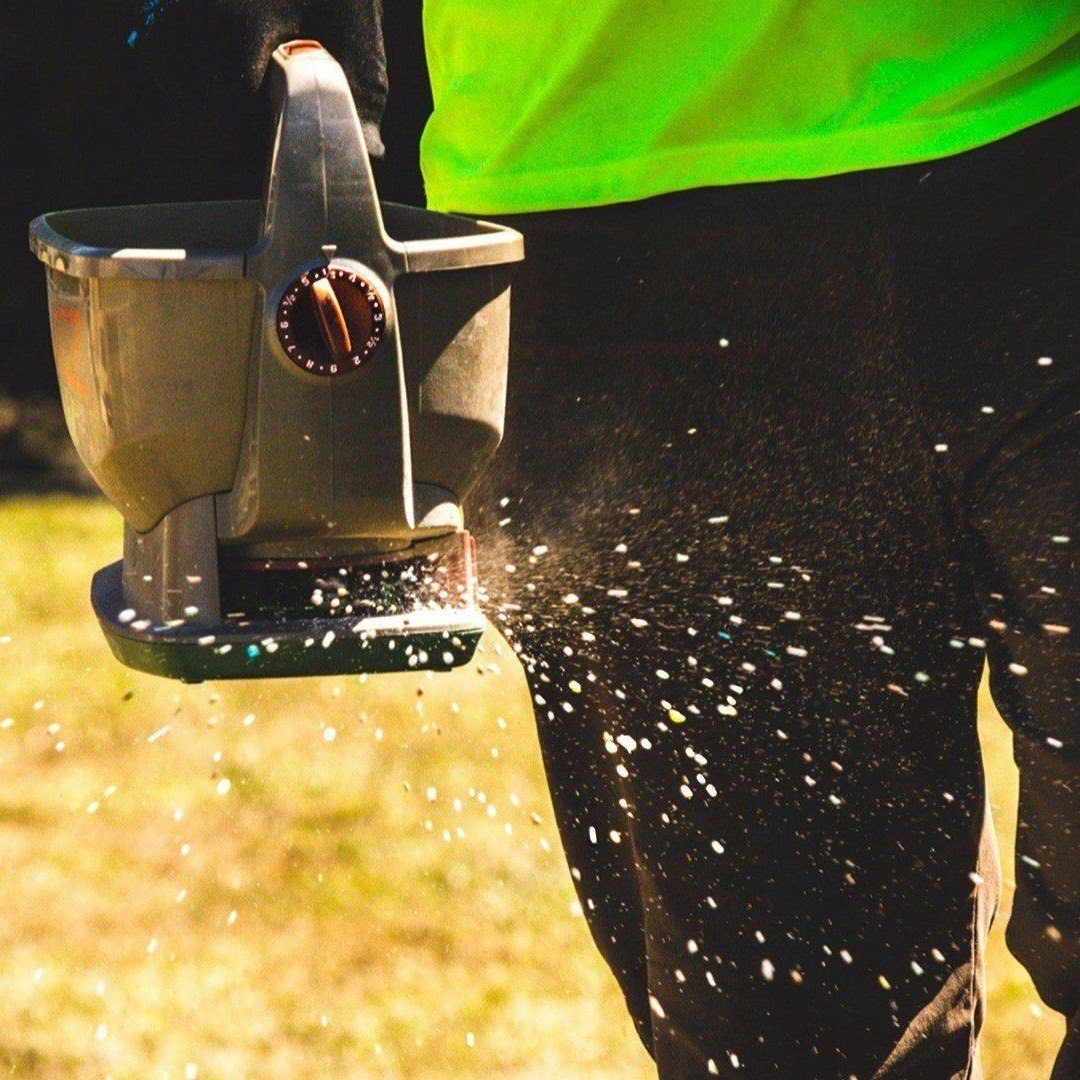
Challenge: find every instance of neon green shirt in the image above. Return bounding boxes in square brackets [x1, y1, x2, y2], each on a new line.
[419, 2, 1080, 213]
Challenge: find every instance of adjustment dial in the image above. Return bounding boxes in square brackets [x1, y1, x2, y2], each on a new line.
[277, 265, 386, 376]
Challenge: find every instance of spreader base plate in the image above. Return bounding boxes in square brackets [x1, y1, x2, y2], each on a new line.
[91, 560, 483, 683]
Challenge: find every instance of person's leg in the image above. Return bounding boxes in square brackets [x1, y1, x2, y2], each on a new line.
[471, 175, 997, 1076]
[896, 108, 1079, 1078]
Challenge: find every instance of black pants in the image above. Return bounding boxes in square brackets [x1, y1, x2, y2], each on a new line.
[469, 109, 1078, 1078]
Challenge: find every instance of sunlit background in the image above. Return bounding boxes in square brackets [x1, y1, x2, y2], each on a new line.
[0, 496, 1064, 1078]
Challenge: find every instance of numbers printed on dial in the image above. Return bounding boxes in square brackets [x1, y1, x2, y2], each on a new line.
[277, 265, 385, 377]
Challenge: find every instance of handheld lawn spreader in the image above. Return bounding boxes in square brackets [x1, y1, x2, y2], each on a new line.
[29, 41, 523, 682]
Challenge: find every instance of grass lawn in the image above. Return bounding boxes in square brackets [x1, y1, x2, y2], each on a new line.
[0, 496, 1064, 1078]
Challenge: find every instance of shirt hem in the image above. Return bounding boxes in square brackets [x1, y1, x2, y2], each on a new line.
[422, 92, 1080, 214]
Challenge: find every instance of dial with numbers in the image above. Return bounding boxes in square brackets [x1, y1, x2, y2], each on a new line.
[276, 265, 386, 377]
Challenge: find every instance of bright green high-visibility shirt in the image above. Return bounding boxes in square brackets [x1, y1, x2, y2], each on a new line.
[419, 2, 1080, 213]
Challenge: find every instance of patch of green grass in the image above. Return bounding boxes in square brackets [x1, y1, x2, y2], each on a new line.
[0, 495, 1064, 1078]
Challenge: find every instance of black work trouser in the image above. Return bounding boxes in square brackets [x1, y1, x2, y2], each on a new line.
[469, 109, 1078, 1078]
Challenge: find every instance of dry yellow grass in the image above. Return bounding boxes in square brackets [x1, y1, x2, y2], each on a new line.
[0, 496, 1064, 1078]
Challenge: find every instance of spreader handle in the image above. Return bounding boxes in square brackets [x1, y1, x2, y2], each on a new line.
[258, 40, 400, 278]
[223, 39, 415, 544]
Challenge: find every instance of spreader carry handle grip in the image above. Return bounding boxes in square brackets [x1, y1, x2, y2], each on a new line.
[259, 40, 397, 276]
[228, 39, 415, 542]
